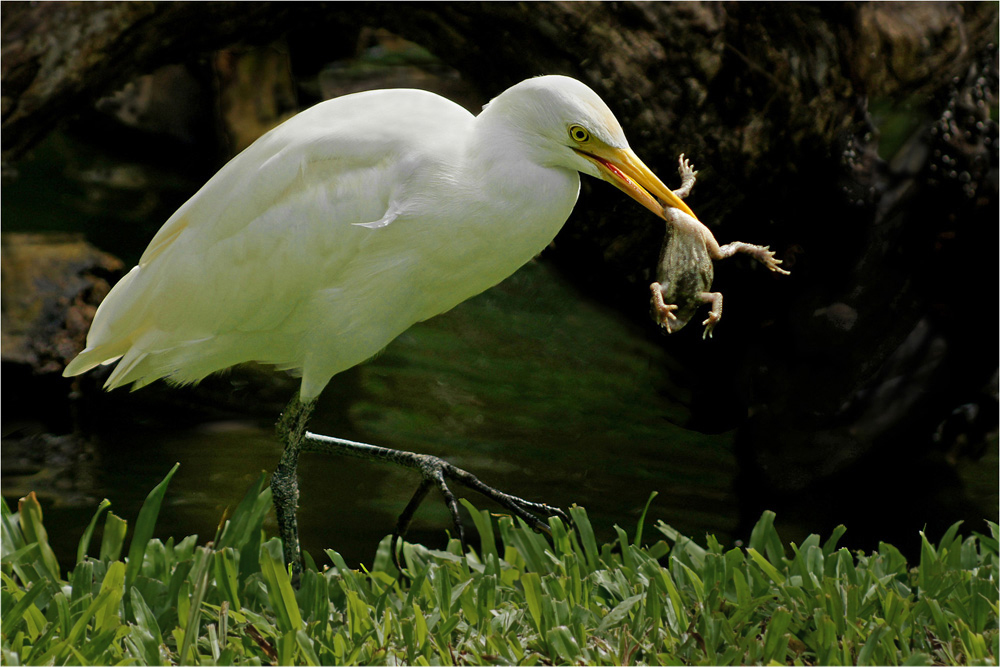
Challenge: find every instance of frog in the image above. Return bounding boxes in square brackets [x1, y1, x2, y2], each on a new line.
[650, 155, 790, 339]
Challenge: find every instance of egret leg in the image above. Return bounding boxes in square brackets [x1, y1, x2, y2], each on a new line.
[269, 398, 567, 575]
[270, 395, 317, 577]
[298, 431, 569, 564]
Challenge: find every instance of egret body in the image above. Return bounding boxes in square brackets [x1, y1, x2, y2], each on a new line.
[64, 75, 694, 572]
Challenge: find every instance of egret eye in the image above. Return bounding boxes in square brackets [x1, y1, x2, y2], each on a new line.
[569, 124, 590, 143]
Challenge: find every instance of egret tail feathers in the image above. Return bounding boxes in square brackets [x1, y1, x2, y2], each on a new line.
[103, 348, 151, 390]
[62, 345, 127, 378]
[63, 337, 173, 391]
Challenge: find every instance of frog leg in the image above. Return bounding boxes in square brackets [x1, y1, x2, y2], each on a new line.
[649, 282, 679, 331]
[699, 291, 723, 339]
[673, 154, 698, 199]
[711, 241, 790, 275]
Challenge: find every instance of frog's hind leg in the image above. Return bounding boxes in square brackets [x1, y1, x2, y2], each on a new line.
[699, 291, 723, 339]
[673, 154, 698, 199]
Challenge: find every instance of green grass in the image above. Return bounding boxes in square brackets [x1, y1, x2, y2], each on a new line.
[2, 466, 998, 665]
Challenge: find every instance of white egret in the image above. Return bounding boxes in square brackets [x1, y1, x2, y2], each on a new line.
[63, 75, 696, 574]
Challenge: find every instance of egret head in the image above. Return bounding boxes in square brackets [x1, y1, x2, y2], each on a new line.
[482, 75, 695, 219]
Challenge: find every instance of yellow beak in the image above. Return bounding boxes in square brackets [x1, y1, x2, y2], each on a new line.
[576, 146, 696, 220]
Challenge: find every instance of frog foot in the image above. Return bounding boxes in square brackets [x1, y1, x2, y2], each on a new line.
[649, 283, 678, 329]
[701, 311, 721, 339]
[678, 154, 698, 180]
[674, 155, 698, 198]
[755, 246, 791, 275]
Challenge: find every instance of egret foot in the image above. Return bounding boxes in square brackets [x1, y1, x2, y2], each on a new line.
[299, 431, 569, 571]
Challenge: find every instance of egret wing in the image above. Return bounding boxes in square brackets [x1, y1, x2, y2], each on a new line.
[65, 89, 474, 389]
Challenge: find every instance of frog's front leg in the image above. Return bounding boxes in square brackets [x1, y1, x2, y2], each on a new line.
[649, 282, 679, 330]
[714, 241, 791, 275]
[672, 154, 698, 199]
[699, 291, 723, 339]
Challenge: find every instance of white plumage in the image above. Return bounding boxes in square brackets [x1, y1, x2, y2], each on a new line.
[64, 75, 686, 400]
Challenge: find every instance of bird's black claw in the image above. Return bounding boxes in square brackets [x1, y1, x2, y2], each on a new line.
[388, 452, 567, 577]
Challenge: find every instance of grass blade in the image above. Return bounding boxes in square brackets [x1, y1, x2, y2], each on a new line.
[99, 512, 127, 562]
[1, 578, 50, 637]
[178, 547, 213, 664]
[748, 511, 785, 564]
[460, 499, 499, 565]
[521, 572, 544, 633]
[634, 491, 658, 547]
[569, 505, 600, 572]
[76, 499, 111, 564]
[215, 471, 271, 552]
[260, 537, 303, 633]
[747, 547, 786, 585]
[762, 607, 793, 663]
[213, 548, 241, 610]
[93, 561, 126, 632]
[822, 524, 848, 555]
[17, 492, 61, 581]
[125, 462, 180, 589]
[129, 585, 164, 647]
